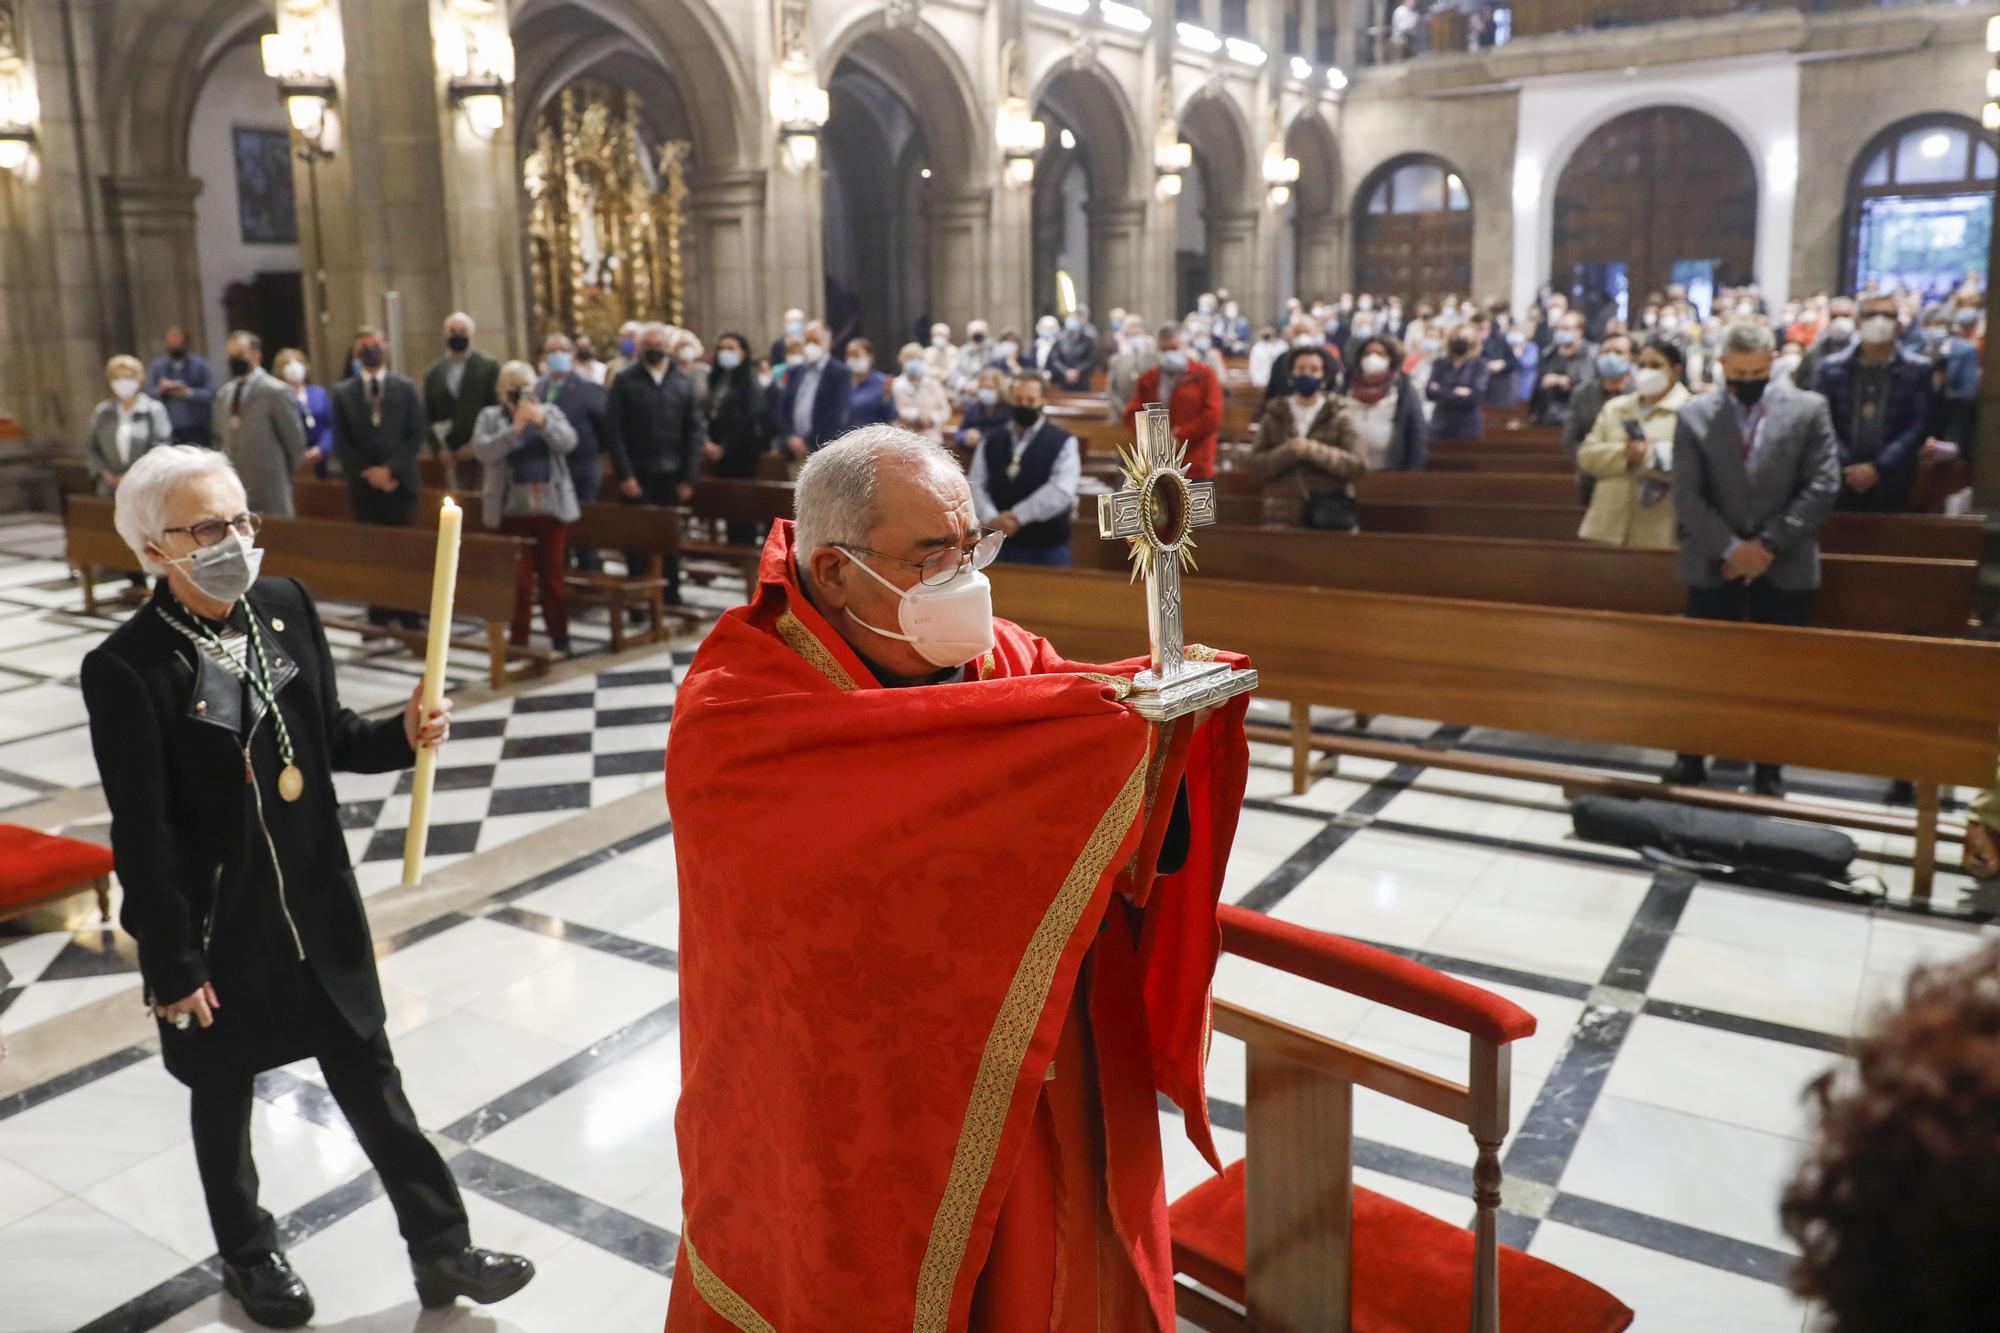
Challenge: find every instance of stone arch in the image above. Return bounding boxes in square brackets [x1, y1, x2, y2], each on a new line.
[1175, 85, 1259, 315]
[819, 9, 987, 191]
[1351, 153, 1473, 304]
[1283, 108, 1340, 302]
[1841, 112, 1995, 297]
[512, 0, 754, 171]
[1030, 58, 1149, 319]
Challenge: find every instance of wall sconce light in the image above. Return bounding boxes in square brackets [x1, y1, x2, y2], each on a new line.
[262, 8, 343, 155]
[1263, 150, 1299, 207]
[1154, 136, 1190, 201]
[0, 65, 38, 177]
[997, 98, 1046, 187]
[438, 0, 514, 140]
[1325, 66, 1349, 92]
[771, 64, 830, 173]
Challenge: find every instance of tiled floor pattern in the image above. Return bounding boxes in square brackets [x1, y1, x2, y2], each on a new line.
[1, 512, 1994, 1330]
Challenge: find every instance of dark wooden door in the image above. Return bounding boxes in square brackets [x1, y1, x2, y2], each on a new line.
[1551, 107, 1757, 304]
[1354, 209, 1473, 305]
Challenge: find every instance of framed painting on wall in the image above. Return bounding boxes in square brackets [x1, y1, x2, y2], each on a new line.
[233, 126, 299, 245]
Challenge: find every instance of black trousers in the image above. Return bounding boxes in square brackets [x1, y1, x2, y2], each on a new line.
[190, 1026, 469, 1267]
[351, 486, 423, 629]
[1680, 581, 1814, 773]
[624, 471, 682, 600]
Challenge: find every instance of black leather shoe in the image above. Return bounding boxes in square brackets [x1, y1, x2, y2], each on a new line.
[1752, 765, 1787, 799]
[221, 1252, 314, 1329]
[1662, 756, 1707, 787]
[413, 1246, 536, 1309]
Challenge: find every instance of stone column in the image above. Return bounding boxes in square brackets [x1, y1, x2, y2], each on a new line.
[986, 176, 1032, 336]
[1207, 208, 1261, 315]
[1088, 199, 1147, 316]
[686, 168, 767, 339]
[931, 189, 993, 332]
[762, 153, 822, 334]
[1297, 213, 1340, 301]
[100, 177, 204, 362]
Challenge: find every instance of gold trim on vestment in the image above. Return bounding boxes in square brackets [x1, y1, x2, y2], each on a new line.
[911, 740, 1153, 1331]
[978, 650, 997, 680]
[776, 608, 858, 691]
[1076, 672, 1134, 701]
[683, 1231, 776, 1333]
[1182, 643, 1219, 663]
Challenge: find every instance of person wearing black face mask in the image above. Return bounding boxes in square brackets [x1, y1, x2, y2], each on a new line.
[421, 311, 499, 481]
[967, 370, 1079, 566]
[1426, 328, 1492, 441]
[1666, 320, 1841, 796]
[146, 324, 218, 447]
[211, 330, 306, 518]
[333, 327, 428, 629]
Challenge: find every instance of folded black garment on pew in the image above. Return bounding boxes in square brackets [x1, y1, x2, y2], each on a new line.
[1571, 795, 1871, 898]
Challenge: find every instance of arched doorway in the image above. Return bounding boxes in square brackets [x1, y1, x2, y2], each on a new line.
[1846, 115, 1996, 300]
[821, 24, 981, 352]
[1352, 155, 1471, 305]
[1177, 92, 1252, 317]
[1551, 106, 1756, 324]
[1031, 65, 1141, 321]
[1283, 111, 1339, 307]
[513, 0, 750, 343]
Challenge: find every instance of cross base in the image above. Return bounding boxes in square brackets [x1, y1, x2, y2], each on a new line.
[1123, 659, 1261, 722]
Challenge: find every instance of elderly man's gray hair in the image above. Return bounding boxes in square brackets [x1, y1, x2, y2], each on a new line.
[496, 359, 538, 394]
[794, 425, 962, 561]
[113, 445, 247, 575]
[1721, 321, 1775, 356]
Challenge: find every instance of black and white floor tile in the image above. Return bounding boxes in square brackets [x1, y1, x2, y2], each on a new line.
[2, 511, 1995, 1331]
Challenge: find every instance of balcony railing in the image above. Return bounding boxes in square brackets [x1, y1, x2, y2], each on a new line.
[1360, 0, 1942, 67]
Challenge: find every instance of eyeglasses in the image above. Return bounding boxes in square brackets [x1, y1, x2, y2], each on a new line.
[161, 512, 261, 548]
[839, 528, 1007, 587]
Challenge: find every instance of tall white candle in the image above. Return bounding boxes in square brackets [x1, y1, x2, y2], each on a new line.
[401, 496, 463, 886]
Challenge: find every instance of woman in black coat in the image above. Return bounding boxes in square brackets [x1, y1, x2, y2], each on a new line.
[703, 331, 771, 545]
[81, 445, 533, 1329]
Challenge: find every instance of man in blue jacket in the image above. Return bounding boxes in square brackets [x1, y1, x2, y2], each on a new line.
[146, 326, 217, 447]
[771, 325, 849, 461]
[1816, 293, 1934, 513]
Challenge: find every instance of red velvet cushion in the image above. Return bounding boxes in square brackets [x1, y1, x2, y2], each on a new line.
[1218, 905, 1537, 1045]
[1172, 1160, 1634, 1333]
[0, 825, 113, 908]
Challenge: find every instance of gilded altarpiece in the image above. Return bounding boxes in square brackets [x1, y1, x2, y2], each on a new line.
[523, 83, 690, 348]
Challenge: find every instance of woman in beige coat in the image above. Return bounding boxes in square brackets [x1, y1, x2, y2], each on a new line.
[1246, 346, 1368, 528]
[1577, 335, 1688, 549]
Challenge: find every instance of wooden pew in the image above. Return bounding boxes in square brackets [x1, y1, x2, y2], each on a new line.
[1064, 520, 1975, 639]
[1357, 500, 1983, 561]
[682, 478, 795, 596]
[1427, 455, 1576, 475]
[989, 566, 2000, 900]
[64, 495, 536, 689]
[1361, 474, 1582, 507]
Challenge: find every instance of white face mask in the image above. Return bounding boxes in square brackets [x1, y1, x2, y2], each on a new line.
[995, 340, 1019, 361]
[1360, 354, 1390, 377]
[801, 342, 827, 366]
[166, 530, 263, 605]
[1827, 316, 1856, 341]
[932, 330, 951, 347]
[1859, 315, 1897, 346]
[903, 360, 925, 380]
[111, 377, 141, 400]
[1634, 366, 1671, 399]
[281, 363, 307, 386]
[840, 551, 995, 669]
[848, 357, 872, 376]
[1037, 322, 1058, 340]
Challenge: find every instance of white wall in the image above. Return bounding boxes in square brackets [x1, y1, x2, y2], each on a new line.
[1511, 54, 1800, 318]
[186, 41, 302, 363]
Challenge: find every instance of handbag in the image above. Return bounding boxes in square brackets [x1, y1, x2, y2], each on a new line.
[1301, 487, 1359, 531]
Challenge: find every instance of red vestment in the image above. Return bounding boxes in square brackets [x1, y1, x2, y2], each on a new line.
[663, 522, 1249, 1333]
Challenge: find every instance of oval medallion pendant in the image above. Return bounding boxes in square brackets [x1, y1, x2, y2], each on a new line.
[278, 764, 304, 802]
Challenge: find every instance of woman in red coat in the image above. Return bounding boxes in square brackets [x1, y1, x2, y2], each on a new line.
[1122, 326, 1223, 479]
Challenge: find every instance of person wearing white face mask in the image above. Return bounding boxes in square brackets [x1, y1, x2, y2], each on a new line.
[1104, 318, 1157, 419]
[81, 446, 541, 1330]
[1124, 326, 1223, 478]
[1576, 335, 1687, 549]
[1344, 334, 1429, 472]
[771, 325, 849, 461]
[1796, 297, 1856, 393]
[86, 353, 175, 499]
[923, 321, 956, 379]
[951, 319, 993, 396]
[892, 341, 951, 445]
[1050, 309, 1100, 391]
[1247, 324, 1288, 389]
[842, 338, 898, 429]
[272, 348, 334, 479]
[1029, 315, 1062, 374]
[1816, 294, 1933, 513]
[662, 425, 1252, 1331]
[988, 328, 1027, 376]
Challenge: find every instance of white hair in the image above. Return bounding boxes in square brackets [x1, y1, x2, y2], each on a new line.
[445, 311, 476, 335]
[793, 425, 963, 564]
[113, 445, 246, 575]
[1722, 321, 1776, 356]
[497, 359, 537, 394]
[640, 321, 671, 343]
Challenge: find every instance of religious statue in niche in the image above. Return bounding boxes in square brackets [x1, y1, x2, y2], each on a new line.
[522, 81, 689, 352]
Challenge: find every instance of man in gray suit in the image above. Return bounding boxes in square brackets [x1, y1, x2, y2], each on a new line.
[212, 330, 308, 517]
[1667, 320, 1841, 796]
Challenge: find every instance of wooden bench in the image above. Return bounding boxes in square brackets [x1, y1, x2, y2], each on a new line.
[1361, 473, 1583, 507]
[64, 494, 539, 689]
[1357, 500, 1984, 561]
[989, 565, 2000, 900]
[1064, 520, 1977, 639]
[683, 478, 796, 597]
[1426, 455, 1576, 475]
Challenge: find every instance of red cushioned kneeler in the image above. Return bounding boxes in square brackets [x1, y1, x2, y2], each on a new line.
[1172, 1160, 1634, 1333]
[0, 825, 114, 921]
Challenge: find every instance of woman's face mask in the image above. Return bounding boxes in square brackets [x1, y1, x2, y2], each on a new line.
[166, 529, 263, 605]
[716, 349, 742, 371]
[839, 550, 995, 669]
[110, 376, 141, 400]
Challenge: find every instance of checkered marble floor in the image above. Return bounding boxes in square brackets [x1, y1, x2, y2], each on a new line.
[2, 512, 1996, 1331]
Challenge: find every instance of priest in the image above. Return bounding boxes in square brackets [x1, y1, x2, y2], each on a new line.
[663, 425, 1251, 1332]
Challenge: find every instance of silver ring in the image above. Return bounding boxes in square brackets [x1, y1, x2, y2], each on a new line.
[172, 1014, 192, 1031]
